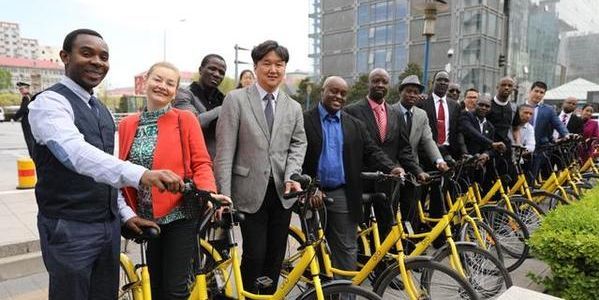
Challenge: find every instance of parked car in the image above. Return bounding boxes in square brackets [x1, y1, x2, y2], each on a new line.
[0, 107, 4, 122]
[3, 105, 20, 121]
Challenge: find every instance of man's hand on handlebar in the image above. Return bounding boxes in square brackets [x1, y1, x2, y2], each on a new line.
[436, 161, 449, 172]
[308, 190, 325, 209]
[477, 153, 490, 168]
[491, 142, 506, 153]
[125, 216, 160, 235]
[416, 172, 430, 183]
[285, 180, 302, 194]
[390, 166, 406, 178]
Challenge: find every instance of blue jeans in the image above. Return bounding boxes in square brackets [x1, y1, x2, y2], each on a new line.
[37, 214, 120, 300]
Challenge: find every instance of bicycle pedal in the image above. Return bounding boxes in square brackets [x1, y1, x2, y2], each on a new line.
[254, 276, 273, 290]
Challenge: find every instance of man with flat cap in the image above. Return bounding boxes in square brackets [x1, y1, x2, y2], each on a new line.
[14, 81, 34, 156]
[392, 75, 448, 228]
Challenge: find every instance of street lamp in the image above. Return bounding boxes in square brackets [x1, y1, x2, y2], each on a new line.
[234, 44, 251, 84]
[413, 0, 449, 92]
[163, 19, 186, 61]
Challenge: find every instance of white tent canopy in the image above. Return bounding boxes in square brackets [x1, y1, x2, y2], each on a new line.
[544, 78, 599, 101]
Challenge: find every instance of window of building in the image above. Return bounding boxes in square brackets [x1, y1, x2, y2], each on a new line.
[395, 0, 408, 18]
[374, 49, 387, 68]
[395, 22, 407, 44]
[358, 4, 369, 26]
[374, 25, 388, 46]
[462, 37, 481, 65]
[394, 46, 407, 71]
[463, 9, 482, 35]
[372, 2, 389, 22]
[357, 49, 369, 74]
[358, 28, 368, 48]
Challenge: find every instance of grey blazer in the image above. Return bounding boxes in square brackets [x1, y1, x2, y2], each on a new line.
[214, 85, 307, 213]
[392, 103, 442, 166]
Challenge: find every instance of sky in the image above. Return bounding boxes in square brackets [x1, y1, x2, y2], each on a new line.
[1, 0, 312, 88]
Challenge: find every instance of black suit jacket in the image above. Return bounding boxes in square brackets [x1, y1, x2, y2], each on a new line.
[303, 107, 395, 222]
[344, 98, 422, 176]
[460, 111, 496, 156]
[565, 113, 584, 135]
[417, 94, 467, 159]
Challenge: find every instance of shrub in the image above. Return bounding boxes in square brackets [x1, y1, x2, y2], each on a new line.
[528, 187, 599, 299]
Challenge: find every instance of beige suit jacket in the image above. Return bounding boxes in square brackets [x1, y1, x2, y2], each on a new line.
[214, 85, 307, 213]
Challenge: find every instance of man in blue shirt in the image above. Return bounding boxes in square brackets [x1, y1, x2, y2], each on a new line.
[302, 76, 403, 276]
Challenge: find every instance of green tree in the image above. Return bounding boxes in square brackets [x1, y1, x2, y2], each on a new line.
[0, 69, 12, 90]
[0, 92, 20, 106]
[293, 78, 322, 110]
[347, 74, 369, 104]
[397, 63, 423, 82]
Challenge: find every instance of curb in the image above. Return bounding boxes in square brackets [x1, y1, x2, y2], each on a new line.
[0, 240, 40, 259]
[0, 251, 44, 282]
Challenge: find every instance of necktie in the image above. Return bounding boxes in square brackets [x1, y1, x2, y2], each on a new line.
[405, 110, 412, 135]
[437, 99, 446, 144]
[89, 95, 100, 119]
[263, 93, 274, 133]
[374, 105, 386, 142]
[562, 114, 568, 126]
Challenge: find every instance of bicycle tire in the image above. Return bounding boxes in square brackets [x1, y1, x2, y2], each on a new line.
[433, 243, 512, 299]
[118, 258, 136, 300]
[459, 219, 504, 265]
[529, 190, 570, 212]
[478, 206, 529, 272]
[299, 283, 383, 300]
[373, 257, 479, 299]
[500, 197, 545, 235]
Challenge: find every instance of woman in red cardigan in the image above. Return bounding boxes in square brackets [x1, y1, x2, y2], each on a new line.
[118, 62, 230, 299]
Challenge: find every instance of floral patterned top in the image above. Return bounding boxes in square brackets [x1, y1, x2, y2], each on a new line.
[128, 105, 187, 224]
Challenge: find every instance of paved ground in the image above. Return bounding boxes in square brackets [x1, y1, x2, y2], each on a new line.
[0, 121, 558, 299]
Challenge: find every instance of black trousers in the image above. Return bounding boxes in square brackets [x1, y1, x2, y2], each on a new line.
[37, 214, 120, 300]
[240, 180, 292, 294]
[147, 218, 198, 300]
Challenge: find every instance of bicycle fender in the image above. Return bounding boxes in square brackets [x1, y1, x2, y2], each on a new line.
[294, 280, 354, 300]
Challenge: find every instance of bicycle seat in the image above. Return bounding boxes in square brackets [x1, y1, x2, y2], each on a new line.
[361, 192, 387, 205]
[121, 226, 160, 243]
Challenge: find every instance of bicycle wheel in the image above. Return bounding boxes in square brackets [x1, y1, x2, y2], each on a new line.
[433, 243, 511, 299]
[479, 206, 529, 272]
[299, 283, 383, 300]
[459, 219, 504, 265]
[118, 258, 135, 300]
[373, 257, 479, 299]
[500, 197, 545, 235]
[529, 190, 569, 212]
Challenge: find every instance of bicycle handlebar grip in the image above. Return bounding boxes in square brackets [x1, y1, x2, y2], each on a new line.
[290, 173, 312, 188]
[141, 227, 160, 239]
[283, 190, 303, 200]
[360, 171, 383, 180]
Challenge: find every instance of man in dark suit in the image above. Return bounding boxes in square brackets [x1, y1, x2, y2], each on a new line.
[303, 76, 403, 277]
[461, 96, 506, 187]
[392, 75, 448, 228]
[528, 81, 569, 179]
[417, 71, 466, 237]
[344, 68, 426, 239]
[13, 81, 34, 156]
[557, 97, 583, 135]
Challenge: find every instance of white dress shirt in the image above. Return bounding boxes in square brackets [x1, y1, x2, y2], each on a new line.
[28, 76, 146, 222]
[433, 93, 450, 146]
[256, 82, 279, 112]
[553, 111, 571, 140]
[510, 123, 536, 153]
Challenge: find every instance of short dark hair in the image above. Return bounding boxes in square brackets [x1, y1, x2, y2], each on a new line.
[251, 40, 289, 64]
[519, 103, 534, 110]
[582, 103, 593, 110]
[530, 81, 548, 91]
[465, 87, 479, 94]
[62, 29, 103, 52]
[199, 54, 225, 69]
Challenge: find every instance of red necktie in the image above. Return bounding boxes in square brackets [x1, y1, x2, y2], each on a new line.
[375, 105, 387, 142]
[437, 99, 446, 144]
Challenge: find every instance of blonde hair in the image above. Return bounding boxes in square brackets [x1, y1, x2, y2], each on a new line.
[146, 61, 181, 88]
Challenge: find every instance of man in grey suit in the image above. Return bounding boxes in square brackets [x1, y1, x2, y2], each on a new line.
[392, 75, 449, 227]
[214, 40, 306, 294]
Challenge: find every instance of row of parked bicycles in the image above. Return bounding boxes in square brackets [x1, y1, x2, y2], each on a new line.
[117, 136, 599, 299]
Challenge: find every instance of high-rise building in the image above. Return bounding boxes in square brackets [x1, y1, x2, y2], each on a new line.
[0, 21, 41, 60]
[310, 0, 571, 95]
